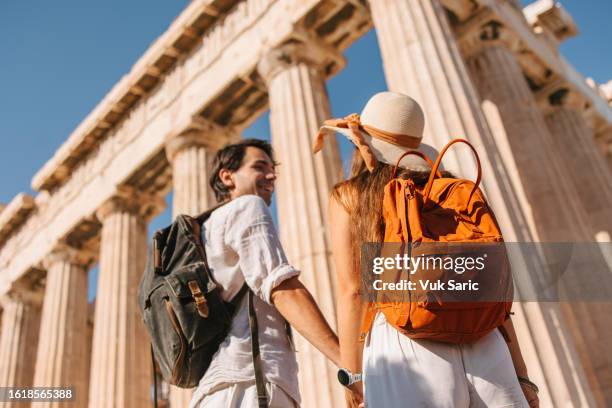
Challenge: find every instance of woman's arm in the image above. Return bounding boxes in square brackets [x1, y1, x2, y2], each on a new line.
[501, 317, 527, 377]
[501, 317, 539, 407]
[329, 196, 365, 404]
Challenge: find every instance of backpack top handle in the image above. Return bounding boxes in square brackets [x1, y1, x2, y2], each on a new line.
[392, 150, 442, 179]
[422, 138, 482, 209]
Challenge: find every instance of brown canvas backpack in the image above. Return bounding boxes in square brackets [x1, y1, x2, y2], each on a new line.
[362, 139, 513, 343]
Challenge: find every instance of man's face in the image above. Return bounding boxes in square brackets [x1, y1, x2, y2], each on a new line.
[224, 146, 276, 205]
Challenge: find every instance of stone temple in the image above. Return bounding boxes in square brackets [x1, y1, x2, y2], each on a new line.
[1, 0, 612, 406]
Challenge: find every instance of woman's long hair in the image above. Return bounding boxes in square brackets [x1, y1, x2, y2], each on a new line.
[331, 149, 452, 275]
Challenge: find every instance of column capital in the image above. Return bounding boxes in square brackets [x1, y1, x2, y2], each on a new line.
[165, 117, 237, 163]
[96, 185, 166, 223]
[523, 0, 578, 45]
[257, 36, 345, 85]
[42, 243, 95, 270]
[458, 14, 521, 58]
[0, 281, 44, 308]
[535, 78, 589, 114]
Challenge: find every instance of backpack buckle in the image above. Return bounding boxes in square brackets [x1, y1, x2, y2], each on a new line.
[405, 180, 416, 199]
[187, 280, 209, 318]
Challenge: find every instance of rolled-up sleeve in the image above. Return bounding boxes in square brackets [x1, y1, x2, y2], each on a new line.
[225, 195, 300, 304]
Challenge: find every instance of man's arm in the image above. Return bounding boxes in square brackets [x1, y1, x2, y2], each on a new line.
[271, 276, 341, 368]
[226, 196, 340, 366]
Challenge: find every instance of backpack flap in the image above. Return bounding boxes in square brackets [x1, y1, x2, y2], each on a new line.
[163, 264, 231, 348]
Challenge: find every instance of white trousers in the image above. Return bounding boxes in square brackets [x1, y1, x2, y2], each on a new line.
[363, 313, 528, 408]
[192, 381, 298, 408]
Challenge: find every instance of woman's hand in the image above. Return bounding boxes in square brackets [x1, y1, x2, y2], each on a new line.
[344, 383, 364, 408]
[520, 383, 539, 408]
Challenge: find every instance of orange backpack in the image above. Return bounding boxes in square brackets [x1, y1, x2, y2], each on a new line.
[361, 139, 513, 344]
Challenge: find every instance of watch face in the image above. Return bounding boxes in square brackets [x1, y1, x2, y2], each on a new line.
[338, 369, 350, 386]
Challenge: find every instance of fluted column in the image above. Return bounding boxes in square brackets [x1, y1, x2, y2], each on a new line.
[31, 245, 93, 408]
[166, 119, 238, 218]
[258, 40, 344, 407]
[459, 18, 612, 405]
[596, 125, 612, 172]
[165, 122, 235, 406]
[369, 1, 597, 405]
[539, 87, 612, 238]
[461, 26, 589, 243]
[0, 288, 42, 408]
[88, 187, 165, 408]
[542, 102, 612, 403]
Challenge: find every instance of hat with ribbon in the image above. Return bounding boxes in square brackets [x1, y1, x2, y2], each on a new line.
[313, 91, 438, 172]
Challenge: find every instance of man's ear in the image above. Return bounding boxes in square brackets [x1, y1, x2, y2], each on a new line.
[219, 168, 234, 189]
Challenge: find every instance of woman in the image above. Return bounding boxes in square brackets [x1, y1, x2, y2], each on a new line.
[314, 92, 539, 408]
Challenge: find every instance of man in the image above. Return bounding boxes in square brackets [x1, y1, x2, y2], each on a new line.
[189, 138, 340, 407]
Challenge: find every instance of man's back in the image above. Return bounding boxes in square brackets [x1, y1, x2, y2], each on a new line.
[189, 195, 300, 406]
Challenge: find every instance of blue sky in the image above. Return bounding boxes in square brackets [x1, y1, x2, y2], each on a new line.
[0, 1, 610, 300]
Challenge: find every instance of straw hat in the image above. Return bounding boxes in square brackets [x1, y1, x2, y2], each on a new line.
[313, 92, 439, 171]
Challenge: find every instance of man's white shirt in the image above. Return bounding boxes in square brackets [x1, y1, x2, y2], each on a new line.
[189, 195, 301, 406]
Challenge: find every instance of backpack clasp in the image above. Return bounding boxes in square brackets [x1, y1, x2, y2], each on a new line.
[187, 280, 209, 318]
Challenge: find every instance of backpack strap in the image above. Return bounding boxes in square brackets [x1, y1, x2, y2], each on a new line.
[230, 284, 249, 308]
[422, 139, 482, 208]
[392, 150, 441, 179]
[150, 344, 158, 408]
[196, 203, 268, 406]
[195, 202, 226, 225]
[248, 290, 269, 407]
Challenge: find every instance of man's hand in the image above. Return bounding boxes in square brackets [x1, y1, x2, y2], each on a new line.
[271, 276, 340, 367]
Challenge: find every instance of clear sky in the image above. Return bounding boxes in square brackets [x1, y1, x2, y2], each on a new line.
[0, 1, 610, 300]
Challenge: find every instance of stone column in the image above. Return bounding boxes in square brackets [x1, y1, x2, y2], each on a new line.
[596, 125, 612, 174]
[368, 0, 596, 405]
[539, 86, 612, 238]
[165, 118, 238, 218]
[0, 287, 42, 408]
[32, 245, 93, 408]
[544, 100, 612, 402]
[258, 40, 344, 408]
[88, 187, 165, 408]
[460, 22, 590, 243]
[165, 121, 236, 407]
[459, 18, 612, 405]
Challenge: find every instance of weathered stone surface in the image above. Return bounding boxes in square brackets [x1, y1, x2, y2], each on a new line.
[0, 288, 42, 407]
[32, 245, 93, 408]
[259, 39, 344, 408]
[1, 0, 612, 406]
[369, 1, 597, 405]
[88, 189, 164, 408]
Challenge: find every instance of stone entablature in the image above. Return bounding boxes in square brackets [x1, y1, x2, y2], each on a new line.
[30, 0, 370, 194]
[523, 0, 578, 46]
[0, 0, 370, 298]
[443, 0, 612, 124]
[2, 0, 612, 406]
[0, 193, 35, 248]
[31, 0, 243, 192]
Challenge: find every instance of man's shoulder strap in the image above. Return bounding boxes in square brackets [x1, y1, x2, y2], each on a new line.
[195, 201, 227, 225]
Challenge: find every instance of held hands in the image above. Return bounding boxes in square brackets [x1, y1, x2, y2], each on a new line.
[344, 382, 364, 408]
[517, 376, 539, 408]
[520, 383, 539, 408]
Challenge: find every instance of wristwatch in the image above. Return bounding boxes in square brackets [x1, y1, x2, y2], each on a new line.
[337, 368, 362, 387]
